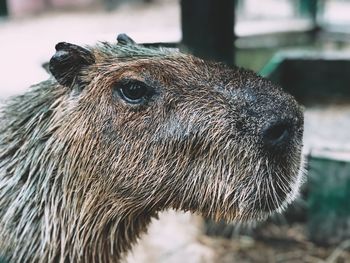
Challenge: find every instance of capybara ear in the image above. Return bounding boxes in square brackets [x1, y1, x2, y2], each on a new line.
[117, 33, 136, 45]
[49, 42, 95, 87]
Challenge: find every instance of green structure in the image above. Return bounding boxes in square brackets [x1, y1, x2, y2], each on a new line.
[261, 51, 350, 104]
[308, 156, 350, 245]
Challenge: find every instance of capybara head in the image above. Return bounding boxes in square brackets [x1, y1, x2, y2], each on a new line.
[0, 34, 303, 262]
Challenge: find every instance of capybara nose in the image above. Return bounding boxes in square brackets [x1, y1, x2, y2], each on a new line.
[262, 121, 292, 149]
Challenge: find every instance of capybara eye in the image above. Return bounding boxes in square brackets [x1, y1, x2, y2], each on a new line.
[116, 81, 152, 104]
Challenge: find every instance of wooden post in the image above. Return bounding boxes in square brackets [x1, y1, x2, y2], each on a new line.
[0, 0, 8, 17]
[181, 0, 235, 66]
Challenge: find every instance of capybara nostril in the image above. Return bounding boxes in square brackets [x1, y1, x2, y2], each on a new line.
[262, 121, 291, 148]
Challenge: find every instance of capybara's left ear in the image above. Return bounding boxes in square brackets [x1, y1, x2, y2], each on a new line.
[49, 42, 95, 87]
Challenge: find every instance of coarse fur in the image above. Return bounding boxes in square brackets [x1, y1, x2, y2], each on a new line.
[0, 37, 304, 262]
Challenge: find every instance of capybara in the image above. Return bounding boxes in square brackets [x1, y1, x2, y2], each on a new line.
[0, 34, 304, 262]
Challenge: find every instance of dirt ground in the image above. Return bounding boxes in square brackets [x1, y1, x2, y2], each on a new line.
[209, 223, 350, 263]
[126, 210, 350, 263]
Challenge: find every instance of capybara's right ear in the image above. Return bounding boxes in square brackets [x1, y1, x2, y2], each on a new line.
[49, 42, 95, 87]
[117, 33, 136, 45]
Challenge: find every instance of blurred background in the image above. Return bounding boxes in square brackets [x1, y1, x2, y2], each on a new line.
[1, 0, 350, 262]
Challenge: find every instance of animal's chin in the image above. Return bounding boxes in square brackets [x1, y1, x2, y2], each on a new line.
[214, 195, 292, 224]
[243, 165, 304, 221]
[210, 164, 304, 223]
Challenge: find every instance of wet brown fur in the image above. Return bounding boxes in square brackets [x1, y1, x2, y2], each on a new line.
[0, 39, 304, 262]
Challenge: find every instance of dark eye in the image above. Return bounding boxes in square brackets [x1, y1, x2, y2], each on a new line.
[117, 81, 152, 104]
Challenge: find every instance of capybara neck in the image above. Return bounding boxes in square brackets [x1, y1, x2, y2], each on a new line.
[0, 82, 155, 261]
